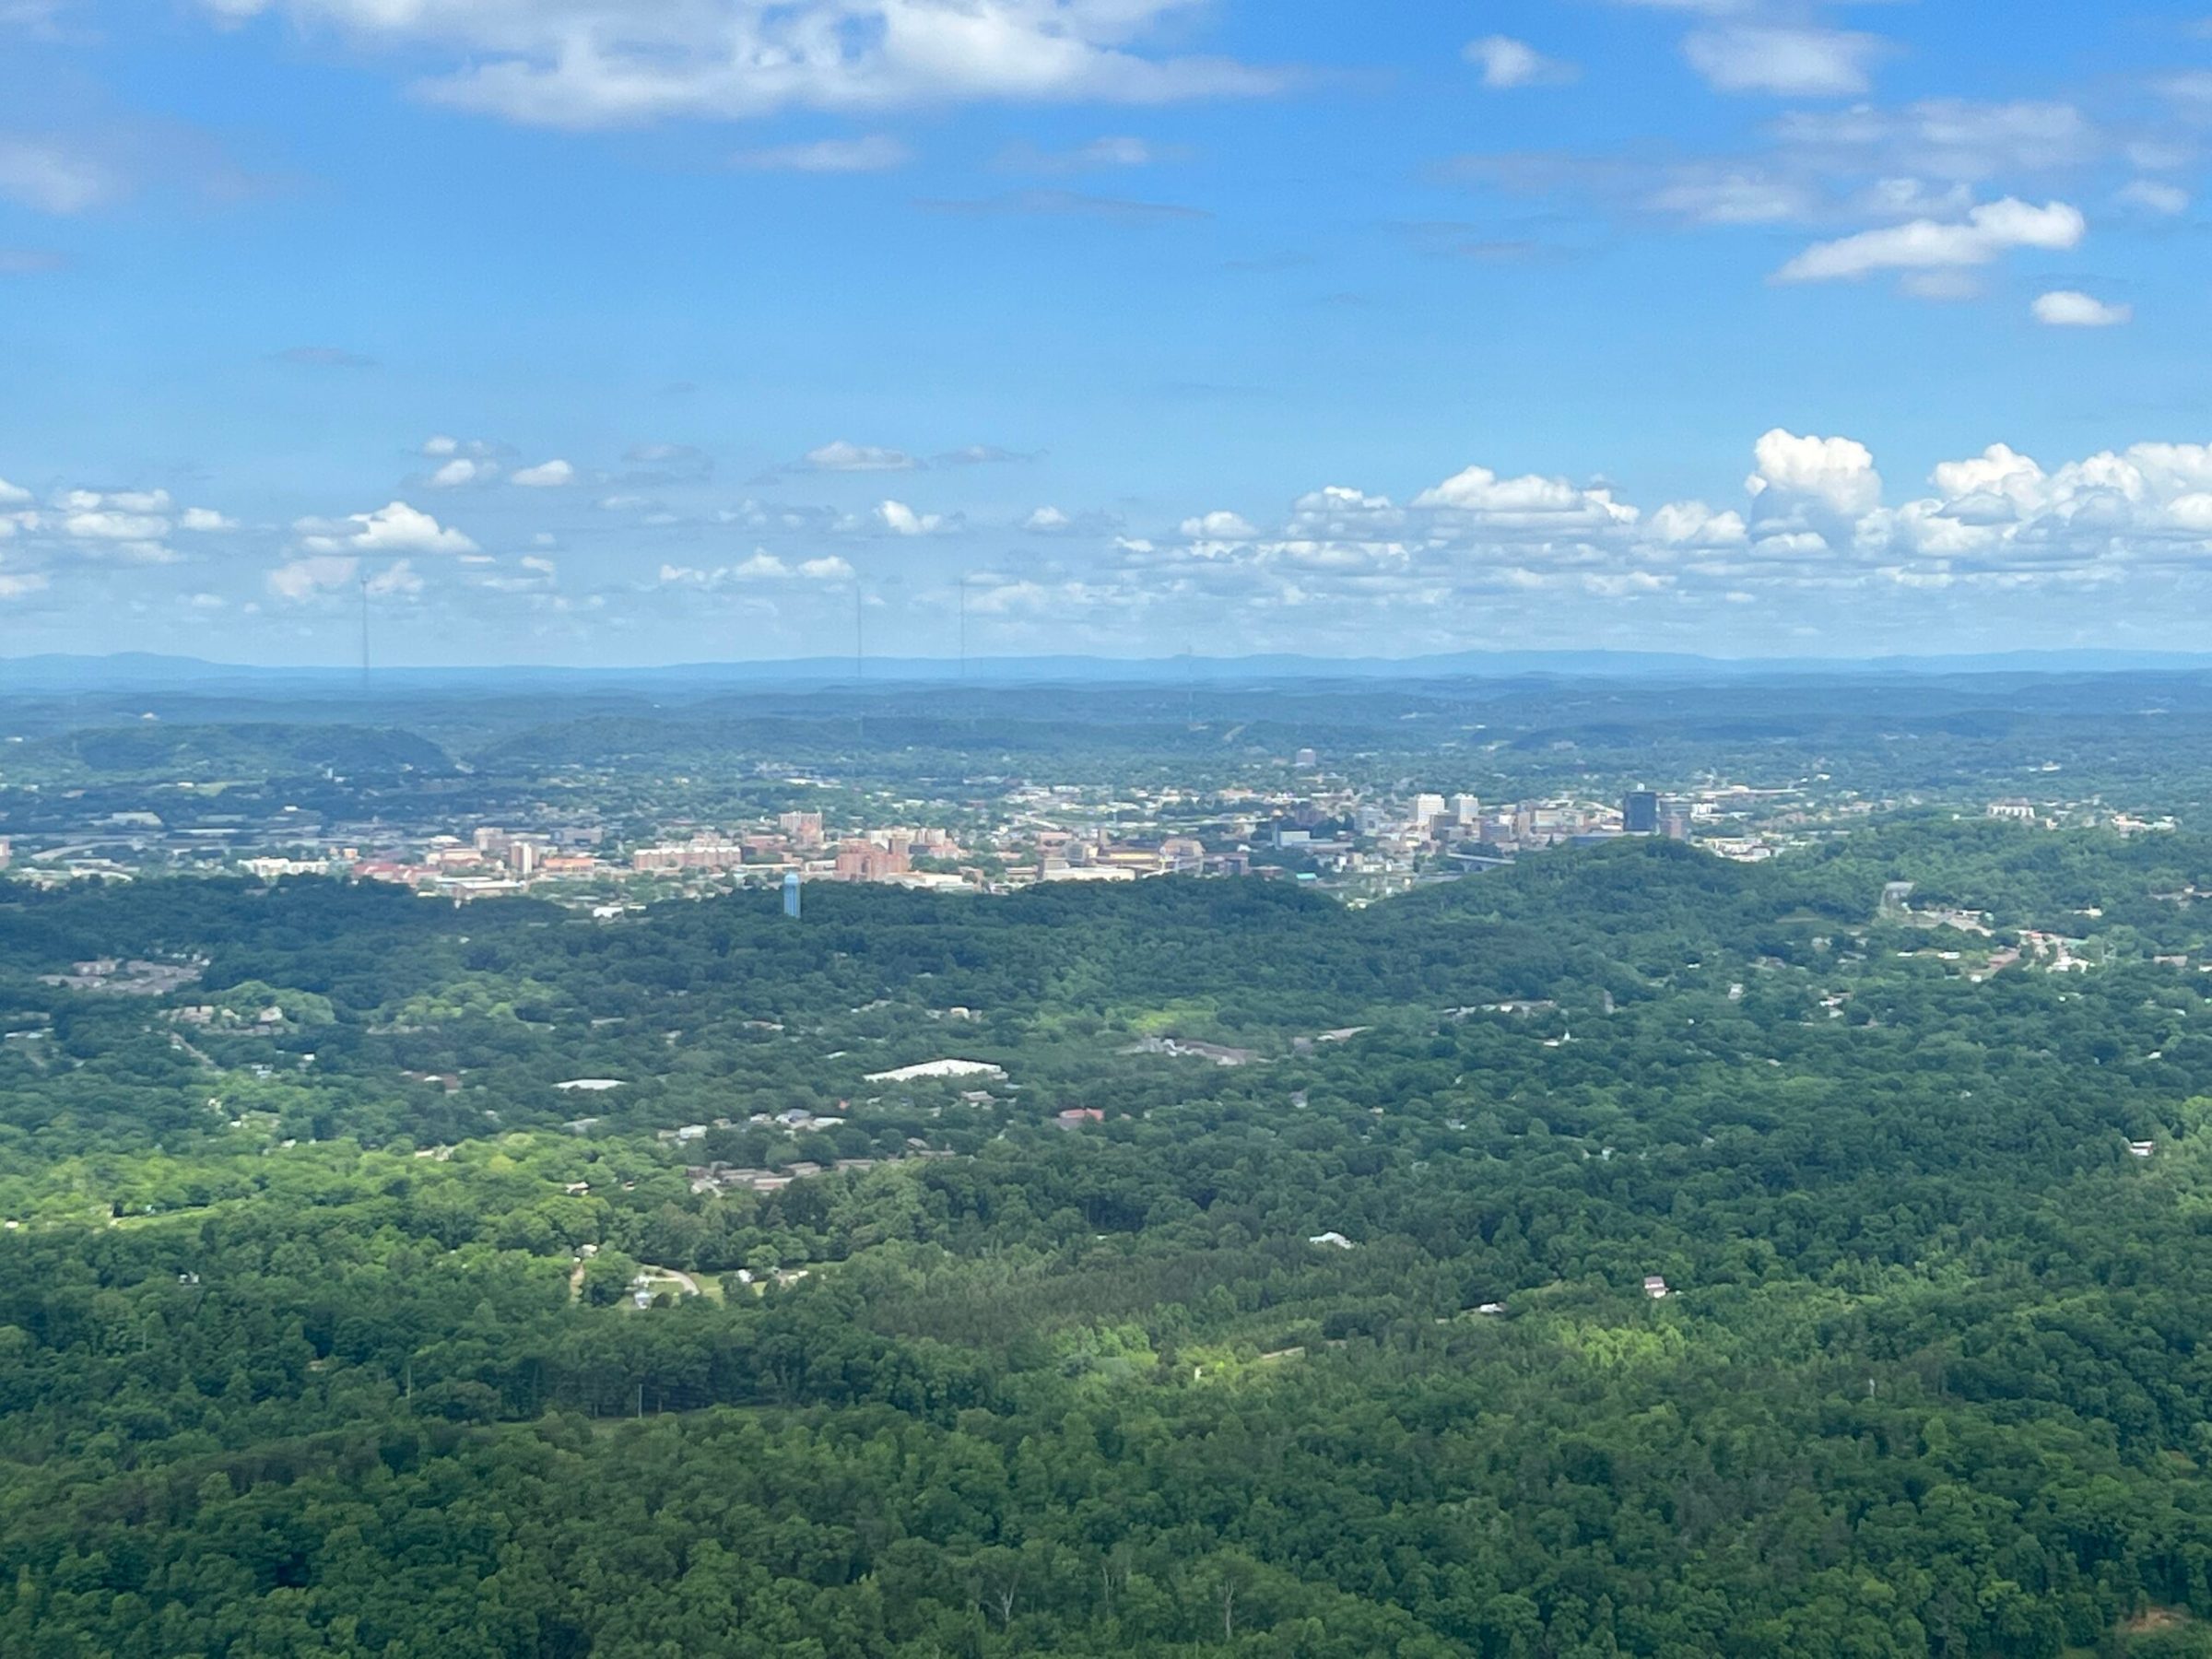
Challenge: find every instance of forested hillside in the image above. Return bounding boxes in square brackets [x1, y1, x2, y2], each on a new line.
[6, 825, 2212, 1655]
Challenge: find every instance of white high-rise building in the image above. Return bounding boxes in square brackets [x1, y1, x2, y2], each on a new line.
[1411, 794, 1446, 831]
[1450, 794, 1481, 826]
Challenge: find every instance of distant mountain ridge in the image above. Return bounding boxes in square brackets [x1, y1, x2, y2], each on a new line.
[6, 647, 2212, 693]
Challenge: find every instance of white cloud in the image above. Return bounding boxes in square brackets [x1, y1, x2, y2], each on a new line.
[731, 134, 911, 172]
[429, 456, 497, 487]
[197, 1, 1287, 130]
[662, 548, 859, 587]
[510, 458, 575, 487]
[806, 439, 917, 471]
[877, 499, 944, 535]
[1465, 36, 1576, 90]
[1411, 467, 1637, 530]
[1646, 172, 1815, 225]
[1179, 509, 1260, 540]
[1775, 197, 2085, 284]
[366, 559, 423, 596]
[1288, 488, 1405, 537]
[2118, 179, 2189, 216]
[0, 571, 50, 598]
[0, 135, 118, 214]
[297, 500, 478, 556]
[64, 510, 170, 541]
[267, 554, 358, 601]
[2032, 289, 2132, 328]
[1025, 506, 1072, 532]
[1747, 429, 1883, 515]
[58, 488, 171, 513]
[420, 434, 460, 456]
[1649, 500, 1748, 547]
[1082, 426, 2212, 630]
[1771, 100, 2100, 183]
[180, 506, 238, 531]
[1683, 25, 1884, 97]
[0, 477, 28, 507]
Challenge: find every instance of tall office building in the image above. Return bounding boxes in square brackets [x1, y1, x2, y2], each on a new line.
[1411, 794, 1446, 832]
[1450, 794, 1481, 826]
[782, 870, 802, 918]
[1622, 790, 1661, 835]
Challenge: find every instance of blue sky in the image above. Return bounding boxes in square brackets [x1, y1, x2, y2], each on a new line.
[4, 1, 2212, 665]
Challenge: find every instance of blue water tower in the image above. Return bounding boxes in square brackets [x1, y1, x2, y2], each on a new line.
[782, 870, 802, 919]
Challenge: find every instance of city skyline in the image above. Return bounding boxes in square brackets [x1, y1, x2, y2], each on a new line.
[7, 2, 2212, 663]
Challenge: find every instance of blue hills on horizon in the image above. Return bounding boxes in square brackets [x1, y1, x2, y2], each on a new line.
[4, 647, 2211, 692]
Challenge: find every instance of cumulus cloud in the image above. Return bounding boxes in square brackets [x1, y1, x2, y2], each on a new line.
[877, 499, 944, 535]
[1412, 466, 1637, 531]
[1775, 197, 2085, 284]
[1445, 96, 2116, 271]
[1649, 500, 1748, 547]
[64, 508, 170, 542]
[267, 554, 359, 601]
[510, 458, 575, 487]
[1747, 429, 1883, 516]
[429, 456, 498, 487]
[0, 477, 29, 507]
[58, 487, 171, 514]
[297, 500, 478, 556]
[1180, 510, 1260, 540]
[180, 506, 238, 531]
[29, 488, 185, 562]
[1133, 429, 2212, 624]
[1025, 506, 1073, 532]
[194, 1, 1288, 131]
[660, 550, 855, 585]
[2032, 289, 2132, 327]
[806, 439, 917, 472]
[1465, 36, 1577, 90]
